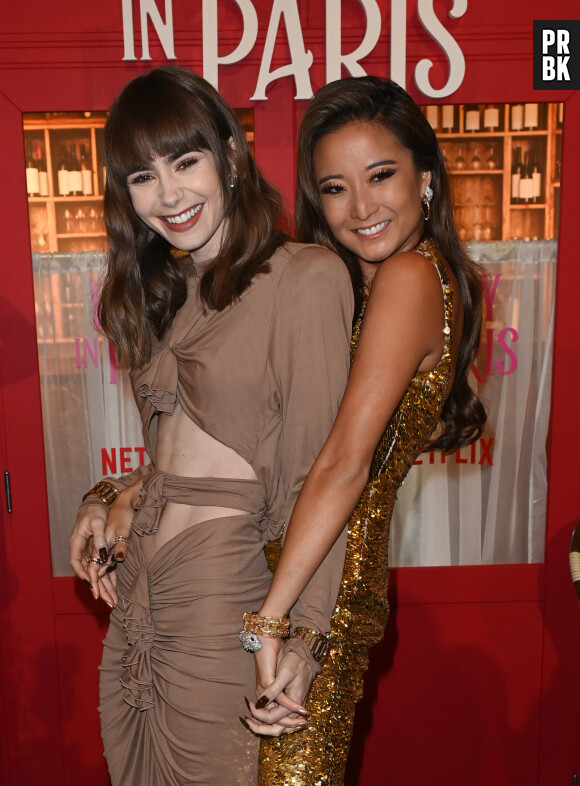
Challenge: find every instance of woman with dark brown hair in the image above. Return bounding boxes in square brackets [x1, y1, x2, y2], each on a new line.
[68, 65, 353, 785]
[244, 76, 487, 784]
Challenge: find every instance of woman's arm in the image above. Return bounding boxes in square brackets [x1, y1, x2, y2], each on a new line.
[248, 247, 353, 730]
[248, 251, 448, 730]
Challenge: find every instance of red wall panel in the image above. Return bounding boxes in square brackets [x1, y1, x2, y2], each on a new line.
[1, 2, 580, 784]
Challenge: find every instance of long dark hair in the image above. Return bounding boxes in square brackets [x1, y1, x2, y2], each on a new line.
[295, 76, 486, 451]
[101, 65, 287, 368]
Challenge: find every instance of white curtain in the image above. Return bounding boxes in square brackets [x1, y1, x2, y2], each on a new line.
[33, 240, 557, 575]
[390, 239, 557, 566]
[33, 252, 142, 575]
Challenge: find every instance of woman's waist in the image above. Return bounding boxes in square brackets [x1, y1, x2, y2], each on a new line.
[141, 465, 265, 511]
[156, 403, 258, 481]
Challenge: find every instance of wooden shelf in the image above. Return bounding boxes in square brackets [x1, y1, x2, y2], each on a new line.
[24, 112, 107, 252]
[421, 102, 563, 242]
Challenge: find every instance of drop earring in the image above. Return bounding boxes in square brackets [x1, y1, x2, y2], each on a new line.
[421, 185, 433, 221]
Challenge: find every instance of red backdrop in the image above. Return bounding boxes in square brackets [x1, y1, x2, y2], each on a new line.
[1, 1, 580, 784]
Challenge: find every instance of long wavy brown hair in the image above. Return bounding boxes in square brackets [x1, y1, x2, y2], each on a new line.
[295, 76, 486, 452]
[100, 65, 287, 369]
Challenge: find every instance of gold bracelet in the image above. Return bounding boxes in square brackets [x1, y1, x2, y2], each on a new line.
[242, 611, 291, 637]
[291, 627, 331, 663]
[239, 611, 291, 653]
[82, 480, 120, 506]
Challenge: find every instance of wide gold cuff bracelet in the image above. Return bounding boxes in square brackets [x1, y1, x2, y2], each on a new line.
[239, 611, 292, 653]
[291, 627, 331, 663]
[82, 480, 120, 506]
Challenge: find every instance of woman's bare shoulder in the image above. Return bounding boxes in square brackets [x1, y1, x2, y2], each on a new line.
[370, 247, 443, 303]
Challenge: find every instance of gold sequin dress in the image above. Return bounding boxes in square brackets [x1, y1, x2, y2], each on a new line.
[259, 239, 453, 785]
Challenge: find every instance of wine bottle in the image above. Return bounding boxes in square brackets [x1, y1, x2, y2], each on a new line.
[483, 104, 499, 131]
[511, 147, 521, 204]
[464, 104, 480, 132]
[68, 144, 83, 196]
[510, 104, 524, 131]
[25, 140, 40, 196]
[425, 105, 438, 130]
[519, 151, 533, 203]
[531, 149, 542, 203]
[524, 103, 538, 130]
[57, 146, 70, 196]
[80, 144, 93, 196]
[35, 141, 49, 197]
[441, 105, 454, 132]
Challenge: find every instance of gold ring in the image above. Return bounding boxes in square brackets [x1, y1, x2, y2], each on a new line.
[86, 556, 104, 566]
[113, 535, 130, 544]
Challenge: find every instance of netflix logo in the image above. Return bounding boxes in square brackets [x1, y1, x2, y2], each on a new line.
[414, 438, 494, 466]
[102, 446, 147, 475]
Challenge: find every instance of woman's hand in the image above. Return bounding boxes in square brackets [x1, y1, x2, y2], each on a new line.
[244, 638, 313, 736]
[69, 502, 108, 586]
[69, 481, 142, 607]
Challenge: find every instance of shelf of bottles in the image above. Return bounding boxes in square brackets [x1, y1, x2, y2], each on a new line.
[24, 112, 108, 253]
[420, 102, 563, 243]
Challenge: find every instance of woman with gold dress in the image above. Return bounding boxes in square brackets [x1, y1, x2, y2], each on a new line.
[244, 76, 487, 785]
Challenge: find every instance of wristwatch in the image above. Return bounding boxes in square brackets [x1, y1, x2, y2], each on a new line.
[82, 480, 120, 506]
[291, 627, 331, 662]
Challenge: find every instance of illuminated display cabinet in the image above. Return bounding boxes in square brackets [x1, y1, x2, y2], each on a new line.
[421, 101, 562, 242]
[24, 112, 108, 253]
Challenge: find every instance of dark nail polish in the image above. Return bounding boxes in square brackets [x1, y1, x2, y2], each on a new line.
[83, 578, 93, 588]
[99, 547, 108, 562]
[255, 695, 269, 710]
[105, 564, 117, 574]
[239, 716, 251, 731]
[114, 552, 125, 562]
[244, 696, 252, 713]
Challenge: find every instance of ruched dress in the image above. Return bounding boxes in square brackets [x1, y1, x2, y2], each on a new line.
[259, 239, 454, 784]
[95, 243, 354, 786]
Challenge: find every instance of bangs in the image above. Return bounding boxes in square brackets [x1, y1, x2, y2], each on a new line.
[105, 72, 229, 182]
[108, 117, 208, 180]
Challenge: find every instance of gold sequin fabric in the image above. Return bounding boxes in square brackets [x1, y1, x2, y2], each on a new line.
[259, 239, 453, 784]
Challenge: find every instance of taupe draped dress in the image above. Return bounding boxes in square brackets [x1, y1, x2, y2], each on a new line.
[94, 243, 354, 785]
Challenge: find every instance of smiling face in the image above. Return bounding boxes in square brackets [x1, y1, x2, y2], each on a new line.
[313, 121, 431, 282]
[126, 150, 226, 263]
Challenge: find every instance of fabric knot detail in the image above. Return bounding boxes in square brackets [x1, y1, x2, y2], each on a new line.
[264, 514, 283, 543]
[138, 383, 177, 415]
[132, 469, 167, 535]
[120, 571, 155, 711]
